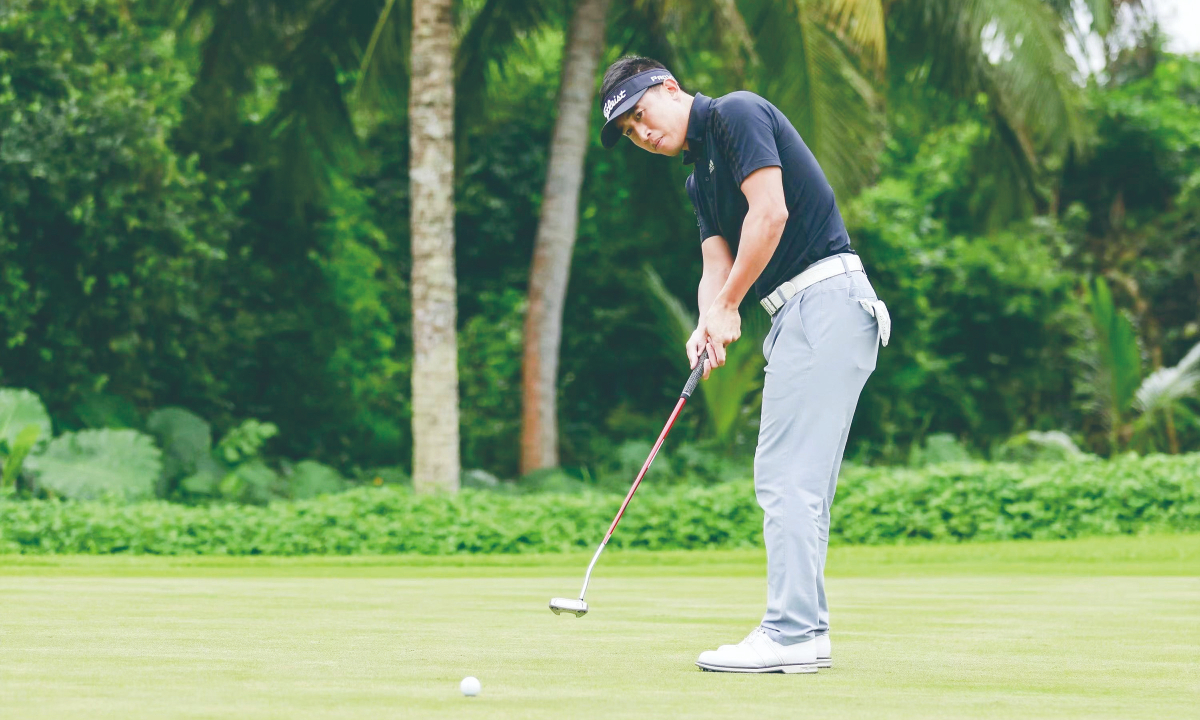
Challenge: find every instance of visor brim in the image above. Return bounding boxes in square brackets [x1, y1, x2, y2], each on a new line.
[600, 88, 648, 149]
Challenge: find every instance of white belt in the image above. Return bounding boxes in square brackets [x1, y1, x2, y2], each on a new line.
[760, 253, 864, 316]
[759, 253, 890, 346]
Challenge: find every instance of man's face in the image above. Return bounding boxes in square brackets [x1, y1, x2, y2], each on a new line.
[615, 79, 690, 156]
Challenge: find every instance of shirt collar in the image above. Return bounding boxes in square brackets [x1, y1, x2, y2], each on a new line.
[682, 92, 712, 166]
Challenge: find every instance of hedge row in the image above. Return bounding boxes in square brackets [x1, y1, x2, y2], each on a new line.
[2, 455, 1198, 555]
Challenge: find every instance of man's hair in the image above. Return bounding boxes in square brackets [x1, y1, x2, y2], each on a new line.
[599, 56, 673, 102]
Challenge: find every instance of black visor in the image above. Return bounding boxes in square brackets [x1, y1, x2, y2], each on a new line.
[599, 69, 676, 149]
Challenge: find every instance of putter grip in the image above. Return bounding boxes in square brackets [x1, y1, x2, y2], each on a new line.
[681, 349, 708, 399]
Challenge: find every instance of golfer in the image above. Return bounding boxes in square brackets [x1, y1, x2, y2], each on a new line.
[599, 57, 890, 674]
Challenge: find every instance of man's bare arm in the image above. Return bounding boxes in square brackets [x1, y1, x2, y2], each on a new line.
[703, 166, 788, 368]
[713, 166, 788, 311]
[688, 236, 735, 377]
[699, 236, 734, 317]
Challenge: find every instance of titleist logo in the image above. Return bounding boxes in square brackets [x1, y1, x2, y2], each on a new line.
[603, 90, 626, 120]
[604, 74, 672, 121]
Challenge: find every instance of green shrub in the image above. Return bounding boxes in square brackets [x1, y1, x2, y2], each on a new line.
[0, 389, 52, 487]
[25, 429, 163, 502]
[146, 407, 213, 493]
[287, 461, 347, 499]
[2, 424, 40, 490]
[1, 454, 1197, 555]
[996, 431, 1088, 463]
[0, 389, 53, 450]
[179, 418, 291, 504]
[909, 433, 974, 466]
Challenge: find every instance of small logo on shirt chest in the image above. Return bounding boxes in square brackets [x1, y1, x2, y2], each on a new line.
[709, 159, 715, 174]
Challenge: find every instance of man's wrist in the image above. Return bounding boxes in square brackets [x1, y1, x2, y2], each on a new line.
[712, 292, 740, 311]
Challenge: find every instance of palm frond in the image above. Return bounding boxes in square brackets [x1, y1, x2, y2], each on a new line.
[1174, 340, 1200, 376]
[1085, 276, 1143, 420]
[825, 0, 887, 66]
[971, 112, 1040, 229]
[1133, 366, 1200, 414]
[608, 0, 683, 77]
[456, 0, 559, 125]
[889, 0, 1089, 205]
[176, 0, 406, 204]
[176, 0, 294, 154]
[642, 264, 697, 347]
[738, 0, 885, 196]
[649, 0, 757, 74]
[354, 0, 411, 115]
[1133, 340, 1200, 414]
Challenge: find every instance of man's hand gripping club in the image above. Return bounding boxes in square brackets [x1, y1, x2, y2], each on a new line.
[687, 304, 741, 380]
[687, 166, 788, 380]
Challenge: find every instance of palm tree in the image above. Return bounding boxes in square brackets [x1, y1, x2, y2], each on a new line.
[520, 0, 612, 474]
[517, 0, 1105, 472]
[176, 0, 464, 492]
[170, 0, 559, 491]
[409, 0, 461, 492]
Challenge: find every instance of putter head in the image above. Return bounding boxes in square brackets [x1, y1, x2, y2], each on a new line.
[549, 597, 589, 617]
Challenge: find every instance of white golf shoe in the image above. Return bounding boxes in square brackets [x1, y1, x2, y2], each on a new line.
[696, 627, 819, 674]
[815, 633, 832, 668]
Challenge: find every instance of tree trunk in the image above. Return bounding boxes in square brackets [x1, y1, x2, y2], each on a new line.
[410, 0, 460, 493]
[520, 0, 611, 475]
[1164, 406, 1179, 455]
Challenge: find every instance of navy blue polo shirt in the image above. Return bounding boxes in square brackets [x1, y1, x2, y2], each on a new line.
[683, 91, 853, 302]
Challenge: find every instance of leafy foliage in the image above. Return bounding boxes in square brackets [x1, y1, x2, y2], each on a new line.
[996, 430, 1087, 464]
[70, 393, 144, 431]
[458, 288, 525, 475]
[25, 429, 163, 502]
[3, 454, 1197, 554]
[1130, 342, 1200, 455]
[0, 388, 51, 489]
[0, 0, 1197, 481]
[908, 433, 974, 466]
[843, 158, 1084, 461]
[288, 460, 348, 500]
[888, 0, 1088, 214]
[183, 419, 282, 504]
[216, 420, 279, 465]
[1085, 276, 1143, 434]
[643, 265, 765, 449]
[2, 424, 41, 489]
[0, 0, 239, 412]
[0, 389, 52, 451]
[1134, 342, 1200, 415]
[146, 407, 213, 494]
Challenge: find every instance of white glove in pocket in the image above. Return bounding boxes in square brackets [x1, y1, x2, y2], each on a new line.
[857, 299, 891, 347]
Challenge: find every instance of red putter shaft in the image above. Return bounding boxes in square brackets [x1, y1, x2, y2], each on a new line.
[549, 349, 708, 615]
[601, 394, 689, 543]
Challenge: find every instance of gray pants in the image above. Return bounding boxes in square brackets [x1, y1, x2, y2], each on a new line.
[756, 264, 880, 645]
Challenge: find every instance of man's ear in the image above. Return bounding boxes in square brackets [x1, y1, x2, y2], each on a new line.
[662, 77, 682, 96]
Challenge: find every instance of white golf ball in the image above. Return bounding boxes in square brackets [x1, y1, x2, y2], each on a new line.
[460, 676, 481, 697]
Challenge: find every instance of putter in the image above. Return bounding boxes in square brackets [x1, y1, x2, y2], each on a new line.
[550, 349, 709, 617]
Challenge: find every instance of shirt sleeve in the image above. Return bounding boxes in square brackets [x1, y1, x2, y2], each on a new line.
[711, 92, 781, 187]
[685, 173, 718, 243]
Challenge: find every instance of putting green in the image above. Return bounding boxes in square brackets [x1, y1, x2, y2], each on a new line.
[2, 535, 1198, 719]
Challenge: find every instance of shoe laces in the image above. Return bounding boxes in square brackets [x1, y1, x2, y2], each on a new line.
[738, 626, 768, 645]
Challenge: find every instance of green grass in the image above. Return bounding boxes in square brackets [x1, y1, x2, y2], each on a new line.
[2, 535, 1198, 719]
